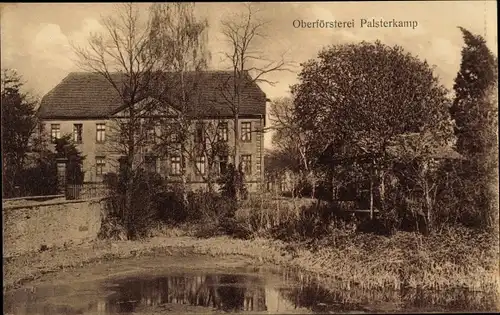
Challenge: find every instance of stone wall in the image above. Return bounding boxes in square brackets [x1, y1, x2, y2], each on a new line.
[3, 198, 105, 257]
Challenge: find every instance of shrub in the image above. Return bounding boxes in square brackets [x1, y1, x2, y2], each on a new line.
[54, 135, 85, 185]
[182, 189, 254, 239]
[218, 163, 248, 200]
[271, 202, 350, 242]
[97, 214, 127, 240]
[17, 157, 58, 196]
[219, 216, 253, 240]
[102, 169, 164, 240]
[154, 184, 188, 224]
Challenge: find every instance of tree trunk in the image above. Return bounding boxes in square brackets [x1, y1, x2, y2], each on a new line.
[331, 172, 336, 200]
[275, 184, 281, 225]
[181, 138, 189, 206]
[379, 169, 386, 212]
[424, 180, 432, 232]
[308, 170, 316, 199]
[180, 69, 189, 205]
[234, 113, 240, 202]
[125, 119, 136, 240]
[369, 162, 374, 220]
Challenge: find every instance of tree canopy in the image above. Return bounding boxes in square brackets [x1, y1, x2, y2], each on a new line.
[1, 69, 38, 197]
[448, 27, 498, 229]
[292, 41, 452, 162]
[450, 27, 498, 158]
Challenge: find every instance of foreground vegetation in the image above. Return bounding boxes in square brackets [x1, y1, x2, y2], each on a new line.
[2, 6, 497, 308]
[87, 161, 498, 295]
[4, 220, 498, 296]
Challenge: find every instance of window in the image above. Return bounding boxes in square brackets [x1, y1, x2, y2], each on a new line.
[145, 155, 157, 173]
[118, 156, 128, 173]
[96, 156, 106, 176]
[195, 155, 206, 175]
[241, 122, 252, 142]
[241, 155, 252, 174]
[161, 123, 180, 143]
[217, 122, 228, 142]
[145, 126, 156, 144]
[96, 123, 106, 143]
[50, 124, 61, 143]
[168, 131, 179, 143]
[218, 155, 228, 174]
[73, 124, 83, 143]
[170, 156, 181, 175]
[194, 122, 204, 143]
[167, 128, 179, 143]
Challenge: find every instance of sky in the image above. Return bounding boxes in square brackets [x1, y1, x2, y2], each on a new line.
[1, 1, 497, 148]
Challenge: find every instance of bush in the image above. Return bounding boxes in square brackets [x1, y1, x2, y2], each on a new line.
[54, 135, 85, 185]
[176, 189, 255, 239]
[356, 218, 395, 236]
[219, 216, 253, 240]
[218, 163, 248, 200]
[270, 202, 351, 242]
[16, 157, 58, 196]
[154, 185, 188, 224]
[102, 167, 252, 240]
[98, 215, 127, 240]
[102, 169, 165, 240]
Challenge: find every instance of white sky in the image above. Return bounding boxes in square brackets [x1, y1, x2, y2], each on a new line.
[1, 1, 497, 148]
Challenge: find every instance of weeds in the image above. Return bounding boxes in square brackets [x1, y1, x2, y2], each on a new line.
[95, 174, 497, 294]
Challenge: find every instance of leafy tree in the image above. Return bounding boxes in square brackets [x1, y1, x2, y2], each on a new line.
[1, 69, 38, 197]
[293, 41, 451, 159]
[451, 27, 498, 158]
[218, 163, 247, 202]
[54, 134, 86, 185]
[292, 41, 452, 223]
[449, 27, 498, 229]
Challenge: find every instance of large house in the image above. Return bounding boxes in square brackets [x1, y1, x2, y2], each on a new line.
[37, 71, 268, 192]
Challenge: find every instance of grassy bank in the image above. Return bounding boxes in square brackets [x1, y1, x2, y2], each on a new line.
[4, 225, 498, 296]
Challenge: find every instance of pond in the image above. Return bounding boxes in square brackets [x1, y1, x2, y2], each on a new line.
[4, 261, 497, 314]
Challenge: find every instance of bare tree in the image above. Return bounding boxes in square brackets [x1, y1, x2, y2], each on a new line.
[219, 3, 294, 199]
[71, 3, 171, 238]
[161, 119, 230, 192]
[148, 2, 211, 199]
[268, 96, 318, 197]
[269, 97, 312, 171]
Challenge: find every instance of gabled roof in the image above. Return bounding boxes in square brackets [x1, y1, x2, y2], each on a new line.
[38, 71, 267, 119]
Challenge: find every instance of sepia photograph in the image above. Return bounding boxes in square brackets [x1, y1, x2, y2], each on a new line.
[1, 1, 498, 314]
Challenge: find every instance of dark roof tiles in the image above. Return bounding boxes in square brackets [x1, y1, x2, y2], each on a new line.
[38, 71, 266, 119]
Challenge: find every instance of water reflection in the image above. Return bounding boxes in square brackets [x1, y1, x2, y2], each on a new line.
[101, 274, 272, 313]
[4, 273, 304, 314]
[279, 270, 498, 313]
[4, 270, 498, 314]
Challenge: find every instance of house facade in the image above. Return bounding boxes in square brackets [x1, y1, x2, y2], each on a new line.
[37, 71, 267, 192]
